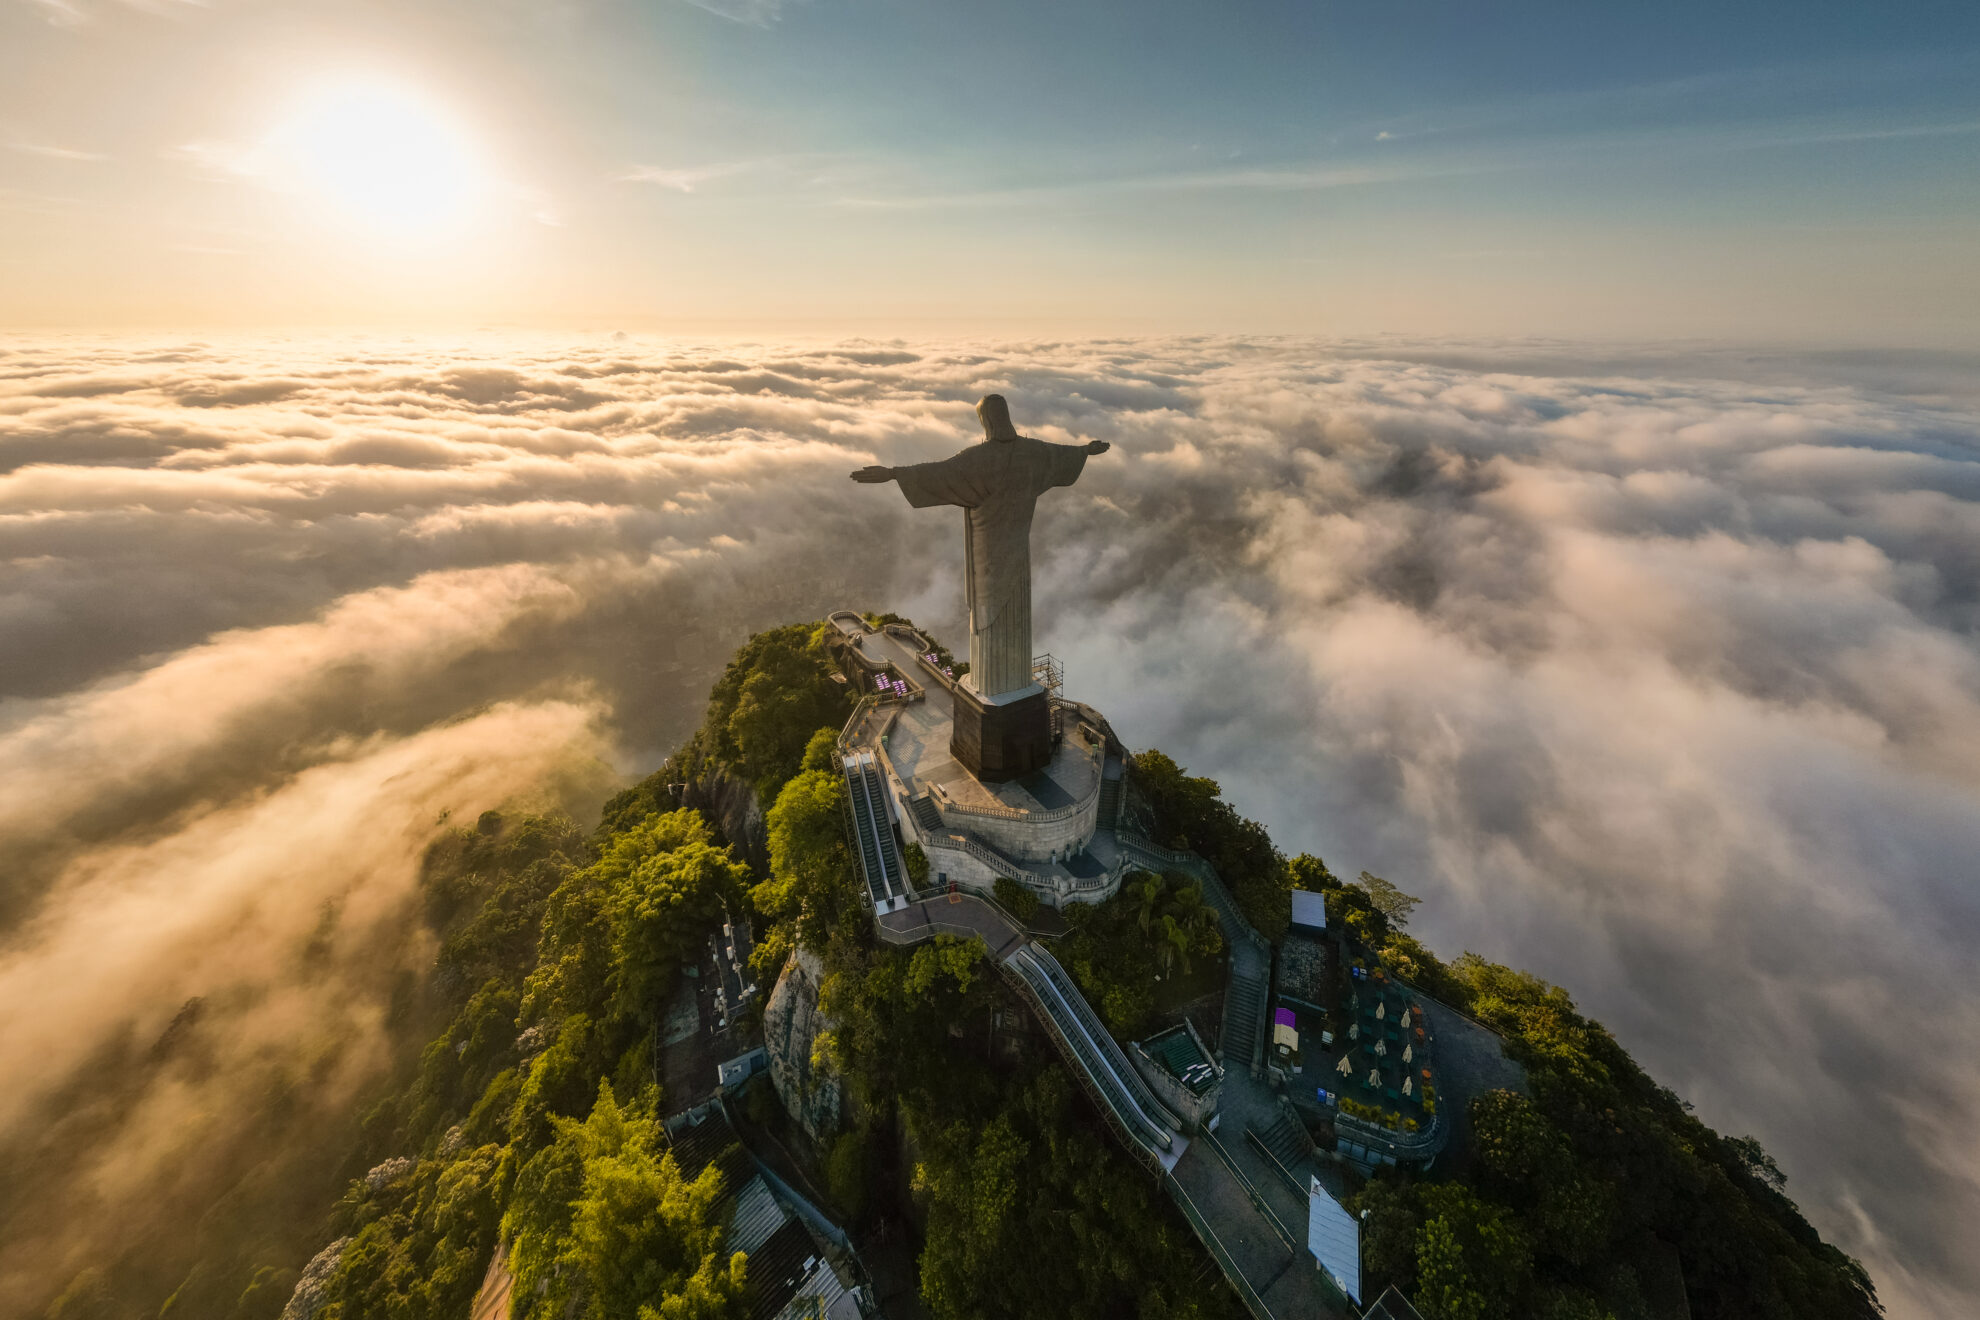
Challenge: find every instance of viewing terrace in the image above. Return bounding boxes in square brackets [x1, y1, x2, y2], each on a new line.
[1328, 969, 1444, 1168]
[830, 614, 1130, 905]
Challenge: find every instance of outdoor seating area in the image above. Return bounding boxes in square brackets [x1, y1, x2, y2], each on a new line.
[1324, 967, 1435, 1135]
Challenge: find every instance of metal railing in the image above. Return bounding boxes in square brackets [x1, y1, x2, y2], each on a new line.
[871, 889, 1024, 955]
[873, 890, 1179, 1170]
[888, 625, 965, 695]
[924, 830, 1120, 900]
[1119, 833, 1272, 958]
[1014, 943, 1185, 1138]
[1334, 1105, 1445, 1160]
[919, 830, 1058, 887]
[999, 954, 1165, 1174]
[1120, 830, 1274, 1080]
[835, 694, 880, 753]
[872, 886, 1340, 1319]
[893, 884, 1037, 935]
[837, 692, 907, 758]
[842, 751, 905, 909]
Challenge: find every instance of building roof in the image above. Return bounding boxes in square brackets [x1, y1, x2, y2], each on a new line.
[1141, 1023, 1218, 1094]
[1290, 888, 1327, 932]
[666, 1114, 755, 1194]
[779, 1255, 854, 1320]
[745, 1218, 824, 1320]
[728, 1174, 787, 1257]
[1307, 1177, 1362, 1304]
[717, 1046, 767, 1088]
[665, 1108, 851, 1320]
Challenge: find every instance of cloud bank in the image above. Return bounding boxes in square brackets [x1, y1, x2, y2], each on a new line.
[0, 333, 1975, 1318]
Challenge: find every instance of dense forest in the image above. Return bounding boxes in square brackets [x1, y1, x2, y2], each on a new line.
[34, 619, 1880, 1320]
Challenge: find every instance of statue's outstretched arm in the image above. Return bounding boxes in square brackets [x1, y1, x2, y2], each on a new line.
[849, 465, 895, 483]
[1084, 440, 1110, 455]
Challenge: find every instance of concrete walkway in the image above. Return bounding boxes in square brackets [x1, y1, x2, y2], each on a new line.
[876, 890, 1027, 962]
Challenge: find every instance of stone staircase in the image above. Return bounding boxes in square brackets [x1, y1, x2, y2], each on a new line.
[1223, 976, 1266, 1071]
[907, 793, 943, 834]
[1247, 1108, 1315, 1197]
[1095, 776, 1122, 827]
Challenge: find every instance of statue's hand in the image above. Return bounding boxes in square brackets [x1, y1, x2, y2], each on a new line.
[850, 465, 896, 483]
[1085, 440, 1111, 455]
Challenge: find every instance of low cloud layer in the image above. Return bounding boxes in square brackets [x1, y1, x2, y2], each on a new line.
[1, 333, 1976, 1317]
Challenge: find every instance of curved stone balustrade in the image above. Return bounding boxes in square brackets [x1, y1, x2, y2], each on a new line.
[921, 829, 1059, 887]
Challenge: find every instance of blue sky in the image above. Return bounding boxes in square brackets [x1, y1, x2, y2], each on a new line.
[3, 0, 1977, 336]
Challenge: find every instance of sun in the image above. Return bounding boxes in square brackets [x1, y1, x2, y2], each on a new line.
[268, 78, 486, 238]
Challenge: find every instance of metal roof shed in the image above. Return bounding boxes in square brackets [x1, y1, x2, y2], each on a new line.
[1306, 1176, 1361, 1304]
[1290, 888, 1328, 933]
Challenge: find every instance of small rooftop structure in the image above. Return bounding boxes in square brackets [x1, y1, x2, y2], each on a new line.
[1142, 1023, 1218, 1095]
[1127, 1020, 1222, 1132]
[1306, 1175, 1361, 1305]
[1290, 888, 1327, 933]
[716, 1046, 767, 1089]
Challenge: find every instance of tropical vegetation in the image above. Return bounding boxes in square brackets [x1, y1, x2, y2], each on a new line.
[37, 619, 1881, 1320]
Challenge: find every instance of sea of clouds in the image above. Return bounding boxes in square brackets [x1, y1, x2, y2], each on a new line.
[0, 333, 1975, 1317]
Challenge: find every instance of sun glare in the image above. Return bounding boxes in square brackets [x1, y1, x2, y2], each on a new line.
[269, 79, 485, 238]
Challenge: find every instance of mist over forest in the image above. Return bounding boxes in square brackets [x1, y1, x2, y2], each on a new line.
[2, 335, 1977, 1318]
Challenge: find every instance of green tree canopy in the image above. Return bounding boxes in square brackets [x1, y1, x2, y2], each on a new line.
[708, 625, 848, 795]
[505, 1083, 745, 1320]
[1132, 750, 1291, 941]
[749, 766, 863, 982]
[610, 841, 747, 1027]
[1359, 871, 1420, 928]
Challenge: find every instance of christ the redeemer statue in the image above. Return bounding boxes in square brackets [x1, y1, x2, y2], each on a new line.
[852, 395, 1109, 700]
[852, 395, 1108, 780]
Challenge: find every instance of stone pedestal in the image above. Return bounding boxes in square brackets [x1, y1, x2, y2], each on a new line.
[951, 686, 1053, 782]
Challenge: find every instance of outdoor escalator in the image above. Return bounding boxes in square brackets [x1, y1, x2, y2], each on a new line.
[841, 752, 903, 911]
[1006, 945, 1182, 1159]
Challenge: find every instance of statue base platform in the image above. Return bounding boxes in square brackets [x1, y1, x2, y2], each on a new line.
[951, 686, 1053, 782]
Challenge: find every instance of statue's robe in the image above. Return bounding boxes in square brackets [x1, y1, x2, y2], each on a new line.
[891, 436, 1089, 698]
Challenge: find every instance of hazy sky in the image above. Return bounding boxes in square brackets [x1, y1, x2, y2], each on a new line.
[3, 0, 1978, 337]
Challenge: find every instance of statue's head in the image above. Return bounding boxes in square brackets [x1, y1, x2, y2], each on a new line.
[977, 394, 1019, 443]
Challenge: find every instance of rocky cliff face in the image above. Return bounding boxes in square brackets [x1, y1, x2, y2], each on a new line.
[684, 768, 770, 877]
[762, 948, 842, 1147]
